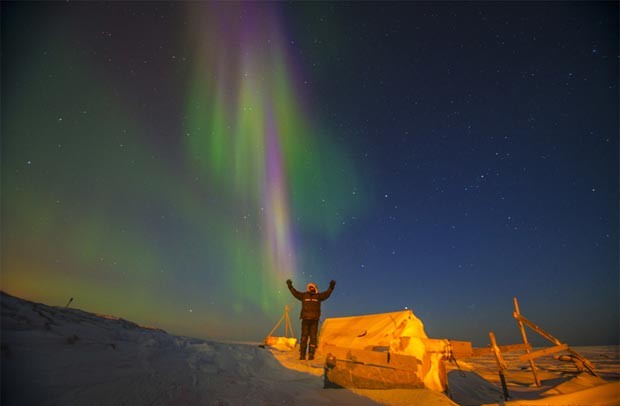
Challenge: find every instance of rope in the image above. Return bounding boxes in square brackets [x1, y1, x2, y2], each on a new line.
[451, 355, 467, 377]
[447, 340, 466, 377]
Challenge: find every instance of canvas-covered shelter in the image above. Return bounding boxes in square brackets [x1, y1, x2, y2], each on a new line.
[318, 310, 471, 391]
[318, 309, 428, 352]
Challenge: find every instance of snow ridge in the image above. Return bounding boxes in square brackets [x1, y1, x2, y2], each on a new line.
[1, 292, 376, 405]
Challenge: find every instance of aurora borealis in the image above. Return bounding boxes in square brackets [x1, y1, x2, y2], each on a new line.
[183, 3, 363, 315]
[2, 2, 618, 346]
[2, 2, 364, 340]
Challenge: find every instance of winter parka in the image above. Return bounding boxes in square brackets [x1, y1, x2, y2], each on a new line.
[287, 283, 334, 320]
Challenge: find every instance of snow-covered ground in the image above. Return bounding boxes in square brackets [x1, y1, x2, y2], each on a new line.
[2, 291, 618, 405]
[448, 348, 620, 406]
[1, 292, 378, 405]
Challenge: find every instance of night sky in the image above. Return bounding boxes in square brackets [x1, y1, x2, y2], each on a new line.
[2, 2, 618, 347]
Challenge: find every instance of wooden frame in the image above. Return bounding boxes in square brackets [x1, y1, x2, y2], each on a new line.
[264, 305, 296, 346]
[479, 297, 597, 389]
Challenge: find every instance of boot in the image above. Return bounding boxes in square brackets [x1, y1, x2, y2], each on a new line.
[299, 352, 306, 360]
[308, 344, 316, 360]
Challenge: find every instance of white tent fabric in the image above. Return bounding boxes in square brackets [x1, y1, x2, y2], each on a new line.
[318, 309, 428, 352]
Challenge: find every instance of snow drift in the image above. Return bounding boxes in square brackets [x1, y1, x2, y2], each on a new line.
[0, 291, 378, 405]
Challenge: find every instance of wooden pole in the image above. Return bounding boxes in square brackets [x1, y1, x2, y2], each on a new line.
[265, 305, 296, 343]
[489, 332, 509, 400]
[513, 297, 541, 387]
[265, 312, 286, 342]
[284, 305, 295, 339]
[514, 314, 562, 346]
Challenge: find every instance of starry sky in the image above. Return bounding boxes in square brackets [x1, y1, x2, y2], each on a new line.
[2, 2, 618, 347]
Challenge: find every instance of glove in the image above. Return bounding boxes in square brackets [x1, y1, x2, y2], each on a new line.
[329, 280, 336, 288]
[286, 279, 292, 287]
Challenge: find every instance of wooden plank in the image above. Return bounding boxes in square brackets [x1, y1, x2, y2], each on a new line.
[471, 343, 528, 357]
[514, 314, 563, 346]
[489, 332, 508, 371]
[499, 343, 530, 353]
[514, 297, 541, 387]
[490, 332, 509, 401]
[324, 357, 425, 389]
[519, 344, 569, 361]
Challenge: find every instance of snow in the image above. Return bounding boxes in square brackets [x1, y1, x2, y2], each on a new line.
[2, 291, 619, 405]
[451, 346, 620, 406]
[1, 292, 377, 405]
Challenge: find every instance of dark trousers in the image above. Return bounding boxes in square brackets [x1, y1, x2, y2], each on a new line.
[300, 319, 319, 355]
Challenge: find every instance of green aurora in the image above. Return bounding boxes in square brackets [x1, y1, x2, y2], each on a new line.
[2, 3, 366, 340]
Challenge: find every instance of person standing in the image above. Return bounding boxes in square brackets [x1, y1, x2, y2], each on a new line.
[286, 279, 336, 360]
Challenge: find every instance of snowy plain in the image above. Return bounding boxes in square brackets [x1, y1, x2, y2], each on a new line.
[2, 291, 618, 405]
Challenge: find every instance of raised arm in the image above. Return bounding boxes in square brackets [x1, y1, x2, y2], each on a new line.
[286, 279, 304, 300]
[319, 280, 336, 301]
